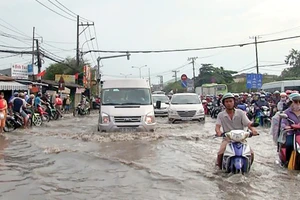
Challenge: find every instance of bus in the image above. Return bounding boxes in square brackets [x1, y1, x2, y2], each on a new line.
[261, 80, 300, 92]
[195, 83, 228, 96]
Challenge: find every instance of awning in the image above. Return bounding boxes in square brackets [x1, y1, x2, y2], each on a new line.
[0, 81, 28, 91]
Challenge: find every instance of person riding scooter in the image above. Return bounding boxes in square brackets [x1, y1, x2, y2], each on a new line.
[215, 93, 258, 169]
[279, 93, 300, 167]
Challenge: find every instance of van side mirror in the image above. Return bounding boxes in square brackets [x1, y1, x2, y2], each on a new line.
[156, 100, 161, 109]
[165, 101, 169, 104]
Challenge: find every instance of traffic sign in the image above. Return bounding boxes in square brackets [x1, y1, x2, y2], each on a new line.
[181, 74, 187, 81]
[246, 73, 263, 89]
[181, 80, 187, 88]
[186, 79, 194, 92]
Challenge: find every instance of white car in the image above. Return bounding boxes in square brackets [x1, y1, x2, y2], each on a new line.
[152, 94, 169, 117]
[168, 93, 205, 123]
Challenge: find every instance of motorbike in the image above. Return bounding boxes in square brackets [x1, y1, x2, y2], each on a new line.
[13, 111, 32, 128]
[45, 103, 59, 120]
[217, 123, 259, 174]
[254, 106, 271, 127]
[25, 108, 43, 127]
[73, 103, 90, 116]
[206, 102, 213, 116]
[3, 115, 19, 132]
[211, 103, 221, 119]
[278, 113, 300, 169]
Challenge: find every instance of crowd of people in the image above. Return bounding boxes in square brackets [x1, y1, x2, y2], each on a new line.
[212, 90, 300, 169]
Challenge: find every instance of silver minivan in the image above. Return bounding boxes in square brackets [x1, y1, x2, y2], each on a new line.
[98, 78, 156, 132]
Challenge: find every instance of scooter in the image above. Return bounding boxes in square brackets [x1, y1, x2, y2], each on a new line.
[216, 123, 259, 174]
[254, 106, 271, 127]
[278, 113, 300, 169]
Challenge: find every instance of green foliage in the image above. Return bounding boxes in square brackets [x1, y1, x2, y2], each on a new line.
[44, 57, 89, 81]
[279, 49, 300, 79]
[163, 81, 186, 94]
[195, 64, 237, 87]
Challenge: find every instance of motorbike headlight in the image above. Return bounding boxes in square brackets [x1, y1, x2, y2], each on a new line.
[145, 112, 155, 124]
[101, 112, 110, 124]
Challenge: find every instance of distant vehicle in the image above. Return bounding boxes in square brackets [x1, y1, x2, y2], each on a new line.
[168, 93, 205, 123]
[152, 91, 165, 95]
[98, 78, 156, 132]
[195, 83, 228, 96]
[152, 94, 169, 117]
[261, 80, 300, 92]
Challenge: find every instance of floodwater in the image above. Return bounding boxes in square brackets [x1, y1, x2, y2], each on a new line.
[0, 113, 300, 200]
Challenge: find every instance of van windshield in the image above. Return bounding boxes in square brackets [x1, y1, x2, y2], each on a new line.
[102, 88, 152, 105]
[171, 95, 200, 104]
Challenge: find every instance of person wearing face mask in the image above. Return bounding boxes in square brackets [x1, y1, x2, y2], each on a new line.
[280, 93, 300, 165]
[277, 92, 288, 112]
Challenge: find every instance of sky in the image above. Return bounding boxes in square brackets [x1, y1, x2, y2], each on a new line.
[0, 0, 300, 84]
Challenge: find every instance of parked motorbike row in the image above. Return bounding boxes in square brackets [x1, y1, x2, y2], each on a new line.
[4, 102, 91, 132]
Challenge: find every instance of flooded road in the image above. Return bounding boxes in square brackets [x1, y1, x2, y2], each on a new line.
[0, 113, 300, 200]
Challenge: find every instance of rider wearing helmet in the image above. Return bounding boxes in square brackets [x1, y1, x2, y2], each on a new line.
[215, 93, 258, 169]
[216, 93, 223, 107]
[280, 93, 300, 166]
[277, 92, 288, 111]
[254, 94, 269, 115]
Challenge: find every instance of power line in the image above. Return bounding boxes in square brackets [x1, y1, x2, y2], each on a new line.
[34, 0, 76, 22]
[86, 35, 300, 54]
[54, 0, 91, 22]
[0, 17, 31, 38]
[47, 0, 76, 18]
[0, 54, 19, 59]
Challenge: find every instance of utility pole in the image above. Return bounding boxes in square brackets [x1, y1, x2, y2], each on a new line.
[172, 70, 179, 82]
[148, 68, 151, 87]
[36, 39, 41, 75]
[32, 27, 35, 81]
[157, 75, 163, 90]
[76, 15, 94, 70]
[188, 57, 198, 92]
[250, 36, 261, 74]
[255, 36, 259, 74]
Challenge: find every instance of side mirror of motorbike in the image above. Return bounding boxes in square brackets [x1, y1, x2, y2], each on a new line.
[279, 113, 288, 119]
[251, 122, 259, 127]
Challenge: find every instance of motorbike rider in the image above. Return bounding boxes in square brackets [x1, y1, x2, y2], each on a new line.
[216, 93, 223, 107]
[254, 94, 269, 115]
[10, 92, 29, 128]
[34, 93, 47, 110]
[277, 92, 288, 112]
[215, 93, 258, 169]
[280, 93, 300, 165]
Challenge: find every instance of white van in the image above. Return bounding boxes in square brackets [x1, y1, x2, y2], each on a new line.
[98, 78, 156, 132]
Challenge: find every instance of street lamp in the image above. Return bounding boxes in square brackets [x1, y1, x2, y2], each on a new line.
[81, 37, 95, 51]
[132, 65, 147, 78]
[120, 73, 132, 78]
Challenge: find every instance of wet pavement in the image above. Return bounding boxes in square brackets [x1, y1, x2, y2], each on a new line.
[0, 113, 300, 200]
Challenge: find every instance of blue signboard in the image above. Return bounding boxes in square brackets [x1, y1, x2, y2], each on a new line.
[246, 73, 263, 89]
[28, 64, 33, 75]
[181, 80, 187, 88]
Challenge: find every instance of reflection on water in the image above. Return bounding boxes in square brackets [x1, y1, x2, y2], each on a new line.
[0, 115, 299, 199]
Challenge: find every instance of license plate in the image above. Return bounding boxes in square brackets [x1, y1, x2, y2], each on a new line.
[181, 117, 192, 121]
[120, 128, 137, 132]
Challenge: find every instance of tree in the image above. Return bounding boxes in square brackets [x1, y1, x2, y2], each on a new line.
[163, 81, 186, 94]
[279, 49, 300, 80]
[195, 64, 237, 87]
[44, 57, 89, 81]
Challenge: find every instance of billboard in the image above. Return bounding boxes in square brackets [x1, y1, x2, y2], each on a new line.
[11, 64, 28, 79]
[55, 74, 75, 84]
